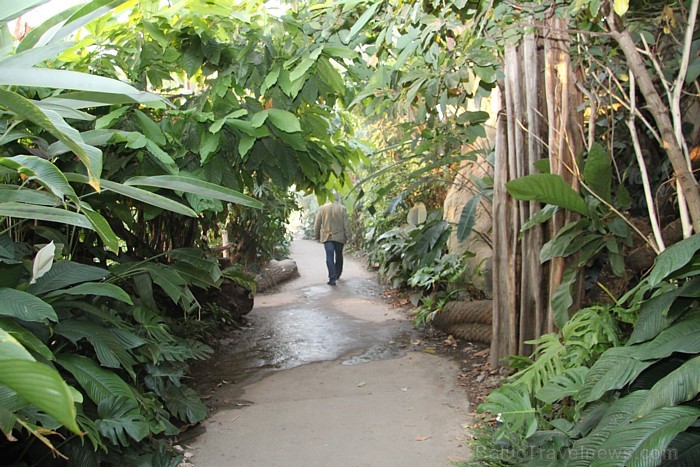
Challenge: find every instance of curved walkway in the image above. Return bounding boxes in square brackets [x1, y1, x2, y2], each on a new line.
[185, 239, 471, 466]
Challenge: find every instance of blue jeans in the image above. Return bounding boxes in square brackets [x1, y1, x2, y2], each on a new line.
[324, 241, 344, 282]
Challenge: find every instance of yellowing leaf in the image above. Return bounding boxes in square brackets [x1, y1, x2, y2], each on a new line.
[614, 0, 629, 16]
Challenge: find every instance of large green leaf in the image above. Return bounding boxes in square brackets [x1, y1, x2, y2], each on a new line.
[0, 318, 53, 360]
[55, 319, 136, 377]
[583, 143, 612, 202]
[0, 328, 34, 361]
[0, 0, 48, 23]
[15, 3, 82, 52]
[0, 42, 73, 68]
[0, 67, 153, 99]
[0, 185, 60, 206]
[124, 175, 263, 209]
[0, 88, 101, 185]
[96, 395, 149, 446]
[57, 354, 135, 405]
[457, 195, 481, 242]
[627, 285, 685, 345]
[0, 288, 57, 322]
[0, 202, 92, 229]
[81, 206, 120, 252]
[648, 234, 700, 287]
[595, 406, 700, 467]
[44, 282, 132, 304]
[506, 174, 589, 216]
[0, 359, 80, 435]
[344, 2, 381, 44]
[568, 391, 650, 466]
[577, 347, 654, 404]
[65, 173, 198, 218]
[637, 356, 700, 417]
[43, 90, 167, 109]
[477, 383, 537, 439]
[536, 366, 589, 404]
[267, 108, 302, 133]
[28, 260, 109, 295]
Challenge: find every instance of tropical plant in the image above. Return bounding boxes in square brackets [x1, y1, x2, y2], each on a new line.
[468, 234, 700, 466]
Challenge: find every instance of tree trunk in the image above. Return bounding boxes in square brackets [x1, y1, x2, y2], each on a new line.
[491, 17, 583, 366]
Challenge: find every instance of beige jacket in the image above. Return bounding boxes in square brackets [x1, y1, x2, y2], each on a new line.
[314, 202, 351, 243]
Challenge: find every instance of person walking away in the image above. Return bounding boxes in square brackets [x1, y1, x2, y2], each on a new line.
[314, 195, 351, 286]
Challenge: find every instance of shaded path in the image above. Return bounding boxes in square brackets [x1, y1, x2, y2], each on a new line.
[185, 239, 471, 466]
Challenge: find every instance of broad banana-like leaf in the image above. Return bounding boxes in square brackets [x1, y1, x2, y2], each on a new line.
[65, 173, 198, 218]
[0, 288, 57, 322]
[567, 391, 649, 467]
[597, 406, 700, 467]
[15, 4, 82, 52]
[0, 42, 73, 67]
[125, 175, 263, 209]
[637, 356, 700, 417]
[0, 185, 59, 205]
[44, 282, 132, 304]
[0, 155, 78, 202]
[577, 347, 653, 404]
[648, 234, 700, 287]
[57, 354, 135, 405]
[0, 330, 80, 435]
[0, 67, 151, 99]
[82, 206, 120, 252]
[0, 0, 48, 23]
[0, 318, 53, 360]
[28, 259, 109, 295]
[0, 89, 102, 186]
[0, 202, 92, 230]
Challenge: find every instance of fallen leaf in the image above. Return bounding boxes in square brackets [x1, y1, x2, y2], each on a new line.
[474, 348, 490, 357]
[424, 347, 436, 354]
[357, 381, 367, 387]
[415, 435, 431, 441]
[443, 335, 457, 346]
[401, 387, 409, 392]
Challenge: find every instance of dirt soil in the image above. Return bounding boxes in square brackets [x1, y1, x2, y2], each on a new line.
[180, 239, 501, 466]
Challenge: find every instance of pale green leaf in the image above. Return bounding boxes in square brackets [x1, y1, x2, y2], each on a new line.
[0, 202, 92, 229]
[45, 282, 132, 304]
[267, 109, 301, 133]
[65, 173, 198, 218]
[507, 174, 588, 216]
[0, 0, 48, 23]
[613, 0, 629, 16]
[0, 155, 77, 202]
[124, 175, 263, 209]
[0, 328, 35, 361]
[0, 359, 80, 434]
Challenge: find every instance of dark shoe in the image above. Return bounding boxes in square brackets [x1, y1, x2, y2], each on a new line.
[327, 280, 336, 286]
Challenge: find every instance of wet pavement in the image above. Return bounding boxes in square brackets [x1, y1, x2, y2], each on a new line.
[189, 239, 421, 410]
[184, 239, 471, 466]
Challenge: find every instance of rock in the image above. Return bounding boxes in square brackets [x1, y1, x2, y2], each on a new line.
[442, 158, 493, 296]
[255, 259, 299, 292]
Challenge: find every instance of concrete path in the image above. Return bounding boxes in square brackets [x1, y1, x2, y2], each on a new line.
[185, 239, 472, 466]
